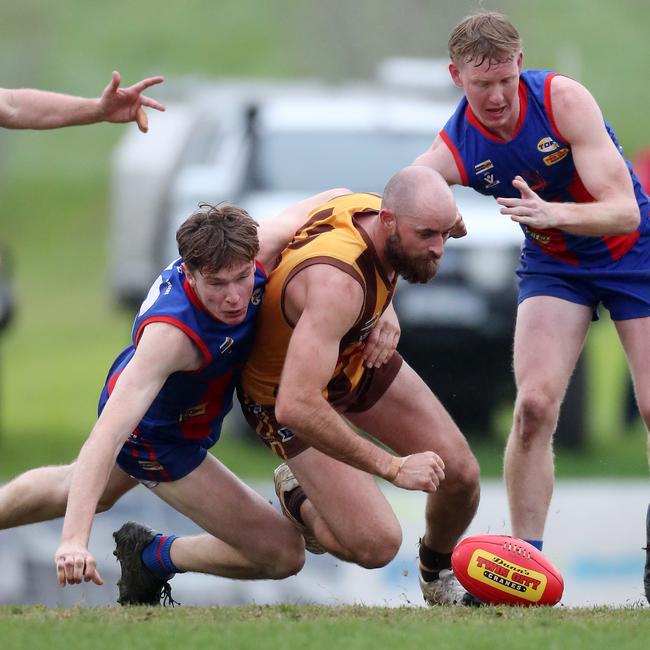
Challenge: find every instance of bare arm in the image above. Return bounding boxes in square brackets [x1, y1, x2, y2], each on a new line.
[497, 76, 639, 235]
[0, 71, 165, 132]
[257, 188, 351, 272]
[54, 323, 201, 586]
[275, 266, 444, 492]
[414, 136, 467, 238]
[413, 134, 463, 185]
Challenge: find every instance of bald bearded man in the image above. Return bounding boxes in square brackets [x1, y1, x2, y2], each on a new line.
[240, 166, 481, 605]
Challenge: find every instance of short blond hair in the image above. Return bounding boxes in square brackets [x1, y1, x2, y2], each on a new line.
[448, 11, 521, 66]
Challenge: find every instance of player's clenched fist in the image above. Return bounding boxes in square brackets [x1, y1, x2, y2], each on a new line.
[55, 541, 104, 587]
[389, 452, 445, 492]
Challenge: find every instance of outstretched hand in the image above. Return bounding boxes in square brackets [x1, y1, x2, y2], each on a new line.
[496, 175, 557, 229]
[391, 451, 446, 493]
[55, 540, 104, 587]
[98, 71, 165, 133]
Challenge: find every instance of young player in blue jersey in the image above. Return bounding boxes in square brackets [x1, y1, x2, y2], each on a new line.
[0, 71, 164, 132]
[0, 188, 402, 605]
[414, 11, 650, 603]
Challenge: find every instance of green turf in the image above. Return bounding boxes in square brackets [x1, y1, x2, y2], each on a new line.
[1, 605, 649, 650]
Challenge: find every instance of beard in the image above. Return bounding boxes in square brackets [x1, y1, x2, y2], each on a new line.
[384, 232, 440, 284]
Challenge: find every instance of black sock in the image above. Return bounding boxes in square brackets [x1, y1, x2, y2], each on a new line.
[419, 539, 452, 582]
[285, 486, 307, 525]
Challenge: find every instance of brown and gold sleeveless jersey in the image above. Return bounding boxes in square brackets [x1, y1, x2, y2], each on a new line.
[241, 192, 396, 408]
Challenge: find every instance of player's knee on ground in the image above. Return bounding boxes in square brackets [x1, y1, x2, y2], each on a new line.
[513, 388, 560, 447]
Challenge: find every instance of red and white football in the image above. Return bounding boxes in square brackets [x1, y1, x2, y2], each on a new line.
[451, 534, 564, 606]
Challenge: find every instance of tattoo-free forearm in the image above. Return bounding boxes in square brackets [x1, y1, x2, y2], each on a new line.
[1, 89, 101, 129]
[58, 431, 122, 546]
[276, 393, 398, 479]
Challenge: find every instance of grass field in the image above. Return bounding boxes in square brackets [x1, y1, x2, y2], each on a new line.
[2, 605, 649, 650]
[1, 1, 649, 640]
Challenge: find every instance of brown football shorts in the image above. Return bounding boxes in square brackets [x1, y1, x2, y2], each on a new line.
[237, 352, 403, 459]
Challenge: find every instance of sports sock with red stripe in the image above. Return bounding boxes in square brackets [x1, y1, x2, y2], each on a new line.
[141, 533, 180, 577]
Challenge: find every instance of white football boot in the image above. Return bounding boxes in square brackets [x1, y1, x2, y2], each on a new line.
[419, 568, 467, 605]
[419, 568, 482, 606]
[274, 463, 326, 554]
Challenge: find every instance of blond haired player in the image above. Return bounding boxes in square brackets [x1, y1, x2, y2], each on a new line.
[415, 11, 650, 601]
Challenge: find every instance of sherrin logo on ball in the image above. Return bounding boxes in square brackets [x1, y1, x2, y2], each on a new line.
[451, 534, 564, 606]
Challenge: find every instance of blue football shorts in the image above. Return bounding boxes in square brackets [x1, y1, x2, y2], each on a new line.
[115, 433, 209, 485]
[517, 244, 650, 321]
[98, 381, 211, 485]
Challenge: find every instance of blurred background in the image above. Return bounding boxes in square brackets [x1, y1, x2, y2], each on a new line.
[0, 0, 649, 606]
[1, 0, 649, 477]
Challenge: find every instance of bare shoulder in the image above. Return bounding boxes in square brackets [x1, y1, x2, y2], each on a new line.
[135, 321, 203, 372]
[257, 188, 352, 272]
[285, 263, 365, 329]
[306, 263, 364, 299]
[550, 75, 599, 109]
[550, 75, 605, 140]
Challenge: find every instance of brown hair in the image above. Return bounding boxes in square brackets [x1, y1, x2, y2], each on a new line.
[176, 203, 259, 275]
[448, 11, 521, 67]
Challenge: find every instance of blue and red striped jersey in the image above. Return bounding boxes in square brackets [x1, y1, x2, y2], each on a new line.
[100, 257, 266, 448]
[441, 69, 650, 267]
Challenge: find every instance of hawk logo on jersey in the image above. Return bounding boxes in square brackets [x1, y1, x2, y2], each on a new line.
[219, 336, 234, 355]
[537, 137, 559, 153]
[251, 287, 263, 306]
